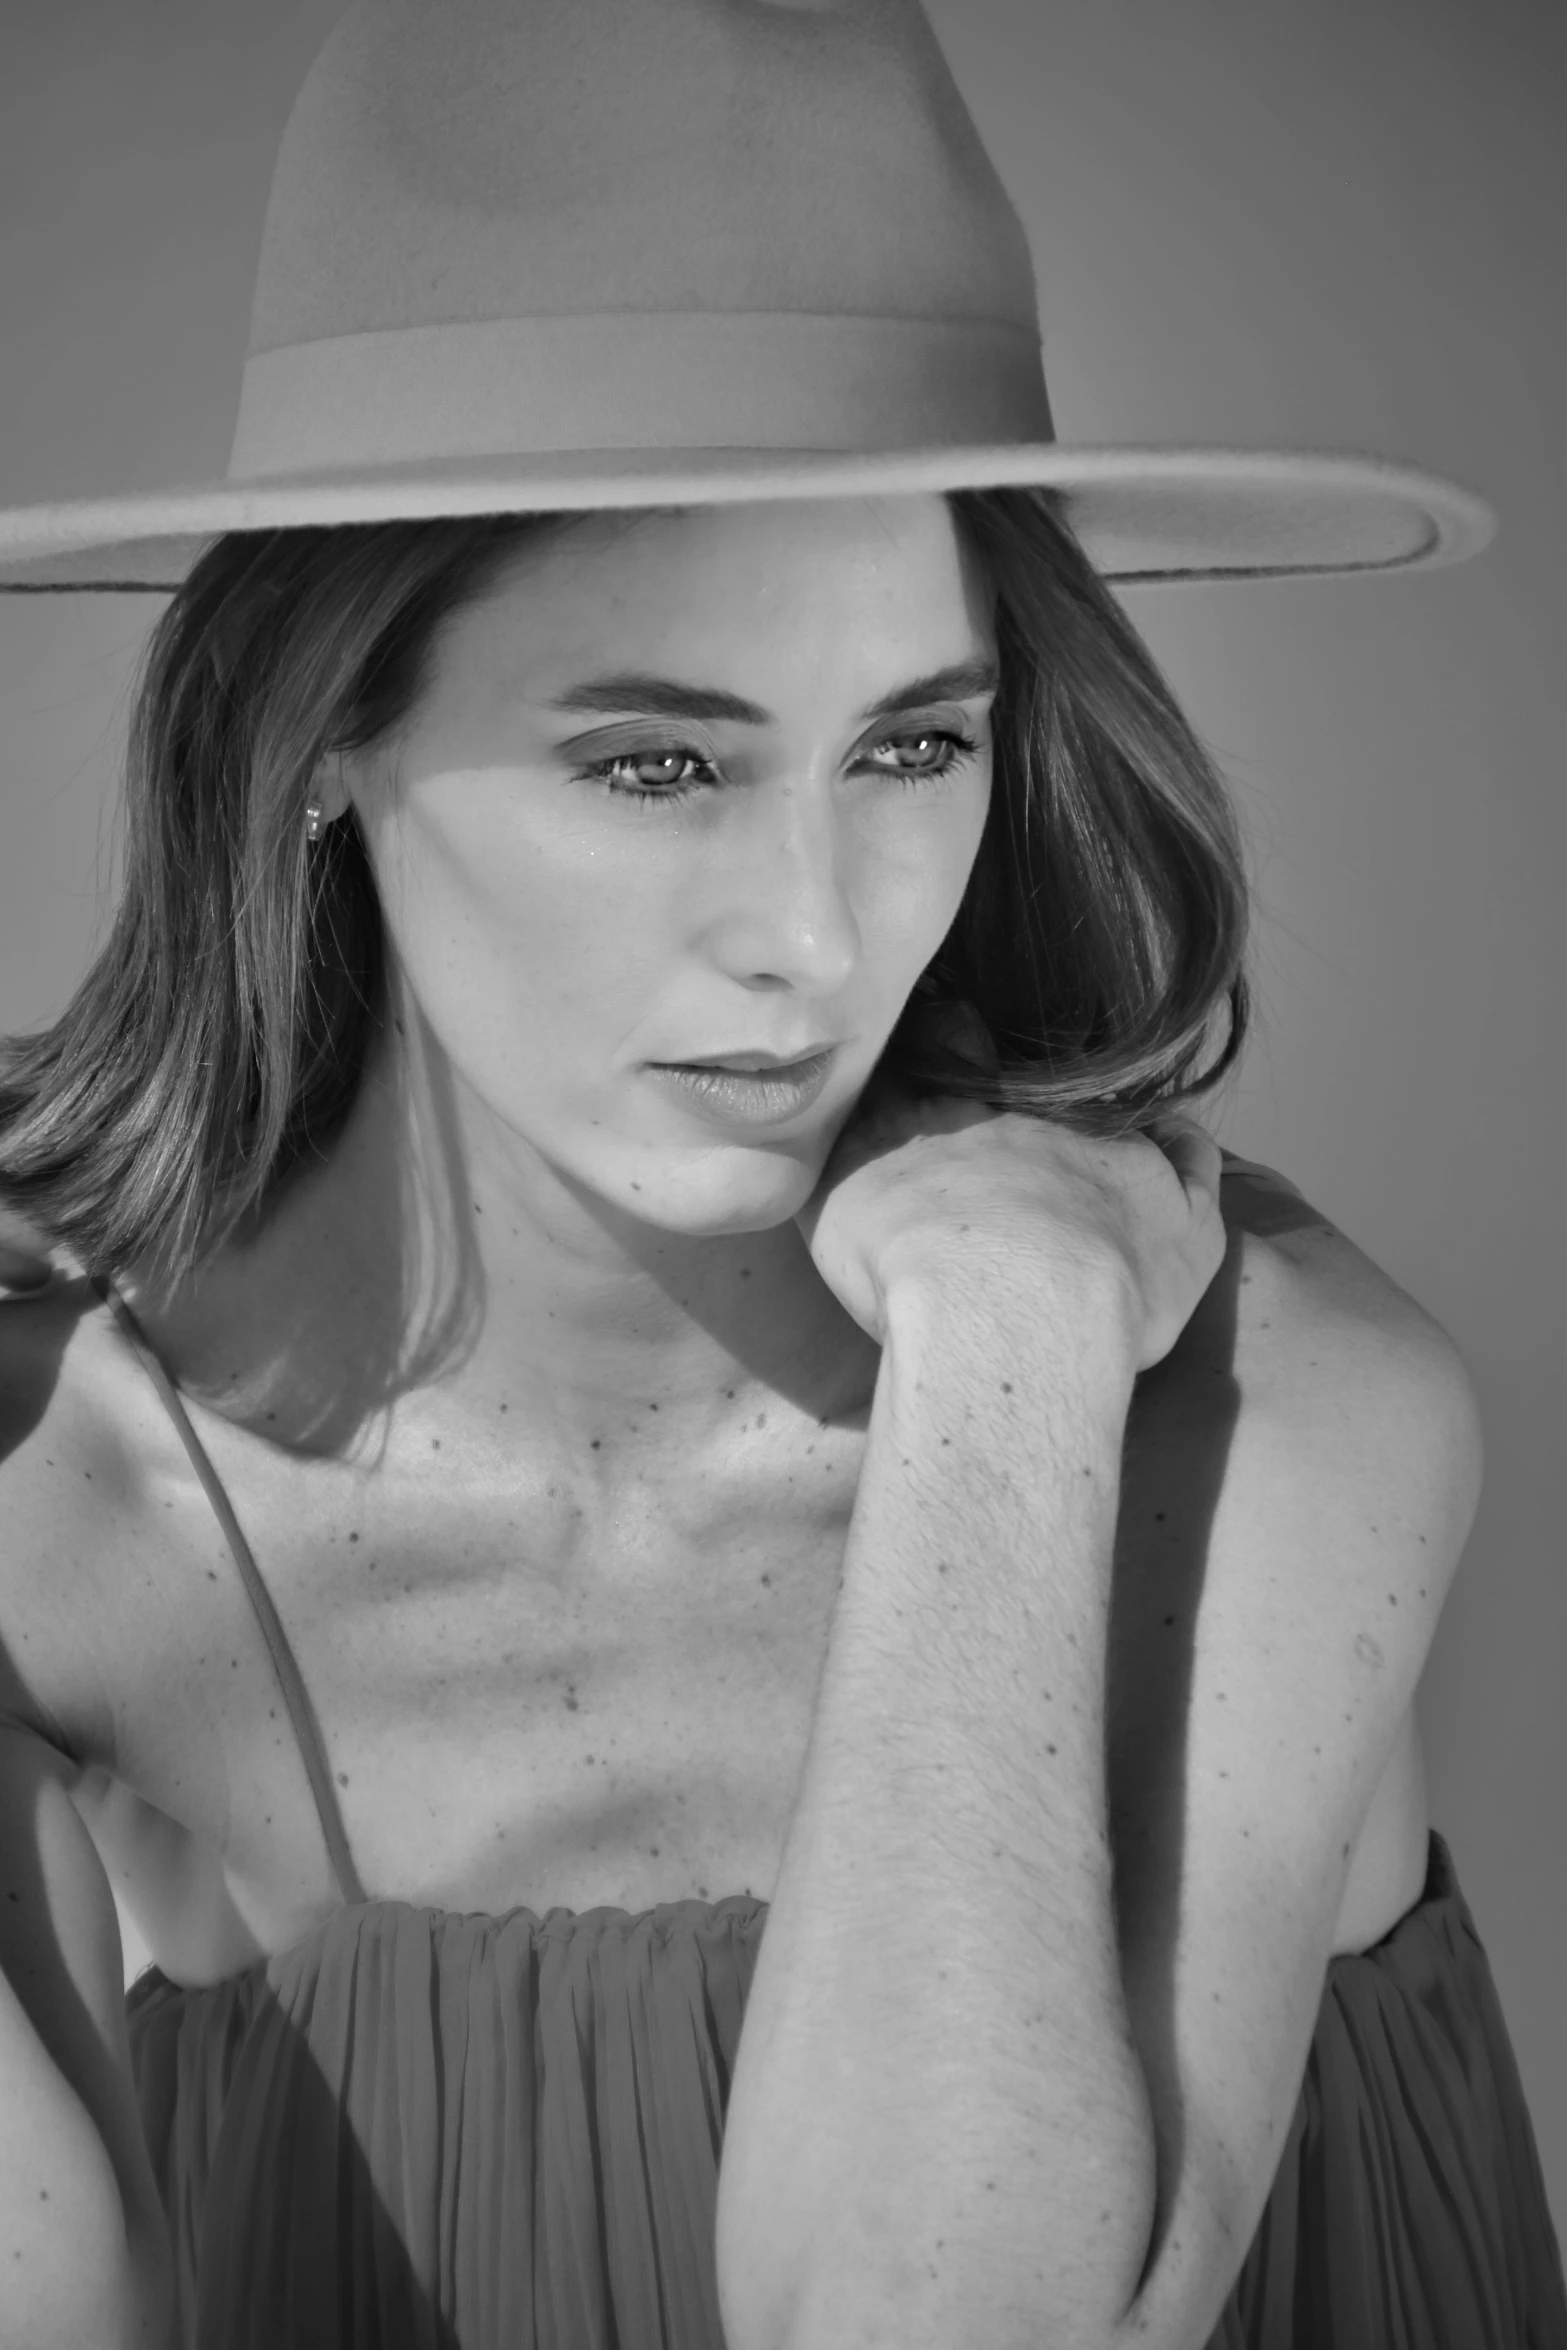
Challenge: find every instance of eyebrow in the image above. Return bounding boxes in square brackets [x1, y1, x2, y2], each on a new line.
[543, 658, 1000, 729]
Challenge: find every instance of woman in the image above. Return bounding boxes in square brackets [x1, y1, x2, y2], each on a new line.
[0, 3, 1560, 2347]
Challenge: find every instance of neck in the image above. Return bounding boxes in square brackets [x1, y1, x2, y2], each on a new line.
[119, 994, 879, 1463]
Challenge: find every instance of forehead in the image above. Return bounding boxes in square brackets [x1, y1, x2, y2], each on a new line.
[440, 495, 995, 687]
[535, 494, 977, 571]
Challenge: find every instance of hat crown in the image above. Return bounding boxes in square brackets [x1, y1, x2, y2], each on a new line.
[0, 0, 1497, 590]
[248, 0, 1042, 357]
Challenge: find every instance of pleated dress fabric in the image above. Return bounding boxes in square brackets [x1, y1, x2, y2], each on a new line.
[102, 1279, 1566, 2350]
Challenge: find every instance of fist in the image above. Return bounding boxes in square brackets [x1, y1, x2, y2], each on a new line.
[794, 1002, 1227, 1369]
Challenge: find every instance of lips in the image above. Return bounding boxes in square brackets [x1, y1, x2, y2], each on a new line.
[650, 1050, 837, 1124]
[660, 1045, 836, 1072]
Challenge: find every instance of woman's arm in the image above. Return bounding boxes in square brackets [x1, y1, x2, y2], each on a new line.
[2, 1309, 173, 2348]
[0, 1723, 173, 2350]
[715, 1171, 1484, 2350]
[1098, 1172, 1484, 2348]
[715, 1250, 1155, 2350]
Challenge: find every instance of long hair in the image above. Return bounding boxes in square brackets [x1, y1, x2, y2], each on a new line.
[0, 489, 1251, 1294]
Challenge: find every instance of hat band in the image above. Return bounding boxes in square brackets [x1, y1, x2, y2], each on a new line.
[228, 313, 1055, 480]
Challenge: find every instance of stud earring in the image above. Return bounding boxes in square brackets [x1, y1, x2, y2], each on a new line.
[304, 800, 324, 843]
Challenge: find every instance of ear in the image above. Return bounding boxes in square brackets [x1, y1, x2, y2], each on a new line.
[311, 748, 354, 826]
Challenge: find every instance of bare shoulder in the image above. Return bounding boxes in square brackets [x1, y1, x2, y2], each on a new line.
[1200, 1149, 1481, 1422]
[0, 1275, 149, 1774]
[1114, 1145, 1484, 1677]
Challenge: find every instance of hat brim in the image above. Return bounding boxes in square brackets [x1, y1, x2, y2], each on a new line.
[0, 444, 1495, 592]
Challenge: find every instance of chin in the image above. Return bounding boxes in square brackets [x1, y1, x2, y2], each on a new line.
[619, 1150, 821, 1238]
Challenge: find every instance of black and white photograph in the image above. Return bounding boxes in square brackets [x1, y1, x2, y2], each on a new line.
[0, 3, 1560, 2345]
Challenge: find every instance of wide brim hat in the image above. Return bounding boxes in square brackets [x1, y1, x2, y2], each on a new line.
[0, 0, 1496, 595]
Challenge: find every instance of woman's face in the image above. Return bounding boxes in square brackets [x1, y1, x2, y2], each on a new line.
[346, 494, 998, 1240]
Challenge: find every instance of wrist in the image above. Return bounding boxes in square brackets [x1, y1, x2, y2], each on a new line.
[878, 1230, 1143, 1392]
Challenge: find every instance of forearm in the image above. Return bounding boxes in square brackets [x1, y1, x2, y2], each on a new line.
[715, 1254, 1156, 2350]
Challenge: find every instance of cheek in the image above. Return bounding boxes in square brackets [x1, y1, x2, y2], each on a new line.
[863, 773, 991, 955]
[371, 794, 665, 1085]
[364, 759, 991, 1111]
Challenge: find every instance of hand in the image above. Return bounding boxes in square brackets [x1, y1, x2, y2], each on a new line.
[794, 1001, 1227, 1369]
[0, 1208, 57, 1296]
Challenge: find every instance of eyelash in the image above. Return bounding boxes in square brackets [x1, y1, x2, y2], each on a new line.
[569, 729, 982, 808]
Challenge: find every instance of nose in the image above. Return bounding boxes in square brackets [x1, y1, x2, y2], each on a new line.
[697, 779, 860, 996]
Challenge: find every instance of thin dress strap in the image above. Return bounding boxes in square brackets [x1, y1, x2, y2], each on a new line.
[90, 1272, 369, 1909]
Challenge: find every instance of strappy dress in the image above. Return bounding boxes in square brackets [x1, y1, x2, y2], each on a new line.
[93, 1276, 1565, 2349]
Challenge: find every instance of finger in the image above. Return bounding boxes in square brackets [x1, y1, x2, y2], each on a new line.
[951, 1002, 1003, 1073]
[908, 998, 1003, 1074]
[1145, 1112, 1224, 1201]
[0, 1242, 55, 1293]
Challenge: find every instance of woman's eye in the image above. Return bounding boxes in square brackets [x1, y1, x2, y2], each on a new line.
[574, 748, 715, 803]
[572, 730, 979, 808]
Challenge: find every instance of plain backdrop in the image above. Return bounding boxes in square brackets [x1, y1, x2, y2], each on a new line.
[0, 0, 1561, 2246]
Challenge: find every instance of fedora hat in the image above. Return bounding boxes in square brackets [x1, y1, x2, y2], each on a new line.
[0, 0, 1495, 592]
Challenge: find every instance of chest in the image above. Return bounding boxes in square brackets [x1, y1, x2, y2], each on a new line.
[83, 1390, 867, 1968]
[71, 1333, 1424, 1983]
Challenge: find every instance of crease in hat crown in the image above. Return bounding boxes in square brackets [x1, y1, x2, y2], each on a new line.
[229, 0, 1057, 480]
